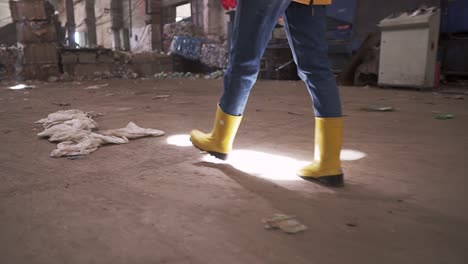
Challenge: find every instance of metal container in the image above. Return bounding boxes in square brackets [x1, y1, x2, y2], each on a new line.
[378, 8, 441, 89]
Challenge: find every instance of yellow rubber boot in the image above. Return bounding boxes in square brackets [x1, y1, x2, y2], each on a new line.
[298, 117, 344, 187]
[190, 106, 242, 160]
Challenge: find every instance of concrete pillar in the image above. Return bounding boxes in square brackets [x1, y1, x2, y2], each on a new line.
[162, 5, 176, 25]
[191, 0, 204, 30]
[85, 0, 97, 47]
[149, 0, 162, 51]
[65, 0, 76, 47]
[111, 0, 124, 49]
[202, 0, 228, 40]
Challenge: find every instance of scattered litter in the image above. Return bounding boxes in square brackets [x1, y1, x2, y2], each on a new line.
[36, 109, 97, 129]
[36, 109, 165, 158]
[117, 107, 133, 111]
[100, 122, 163, 138]
[454, 95, 464, 100]
[346, 222, 358, 227]
[154, 72, 194, 79]
[362, 106, 395, 112]
[434, 114, 454, 120]
[263, 214, 307, 234]
[287, 111, 304, 116]
[52, 102, 71, 106]
[204, 70, 225, 80]
[8, 84, 35, 90]
[153, 71, 224, 80]
[48, 76, 58, 83]
[59, 72, 73, 82]
[152, 95, 171, 100]
[85, 83, 109, 90]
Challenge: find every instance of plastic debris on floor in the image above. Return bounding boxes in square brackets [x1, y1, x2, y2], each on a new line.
[153, 72, 196, 79]
[204, 70, 225, 80]
[8, 84, 35, 90]
[434, 114, 454, 120]
[152, 71, 224, 80]
[263, 214, 307, 234]
[361, 106, 396, 112]
[36, 110, 165, 158]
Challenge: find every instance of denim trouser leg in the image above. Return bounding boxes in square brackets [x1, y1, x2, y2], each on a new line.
[283, 3, 342, 117]
[219, 0, 291, 116]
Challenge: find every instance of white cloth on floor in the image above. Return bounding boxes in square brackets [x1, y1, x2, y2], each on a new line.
[36, 110, 165, 158]
[100, 122, 165, 138]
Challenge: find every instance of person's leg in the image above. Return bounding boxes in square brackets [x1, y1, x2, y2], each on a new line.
[283, 3, 344, 186]
[220, 0, 292, 116]
[283, 3, 342, 117]
[190, 0, 291, 160]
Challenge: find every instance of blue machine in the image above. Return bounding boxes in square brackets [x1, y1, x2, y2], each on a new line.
[441, 0, 468, 34]
[440, 0, 468, 76]
[325, 0, 357, 72]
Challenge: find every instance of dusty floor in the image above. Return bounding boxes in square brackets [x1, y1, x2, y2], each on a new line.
[0, 78, 467, 264]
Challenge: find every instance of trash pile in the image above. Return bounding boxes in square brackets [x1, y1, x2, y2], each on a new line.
[164, 18, 228, 70]
[170, 36, 204, 61]
[153, 71, 197, 79]
[152, 70, 224, 80]
[111, 50, 141, 79]
[60, 48, 144, 81]
[163, 19, 201, 40]
[204, 70, 225, 80]
[36, 109, 165, 158]
[170, 36, 227, 69]
[201, 44, 228, 69]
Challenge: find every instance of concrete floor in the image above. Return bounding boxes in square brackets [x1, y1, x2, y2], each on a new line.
[0, 79, 467, 264]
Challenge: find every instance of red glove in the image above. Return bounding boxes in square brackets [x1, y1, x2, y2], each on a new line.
[220, 0, 237, 10]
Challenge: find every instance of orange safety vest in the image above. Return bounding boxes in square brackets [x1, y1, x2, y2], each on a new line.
[293, 0, 332, 5]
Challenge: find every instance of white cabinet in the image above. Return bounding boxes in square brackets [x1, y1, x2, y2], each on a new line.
[378, 8, 441, 89]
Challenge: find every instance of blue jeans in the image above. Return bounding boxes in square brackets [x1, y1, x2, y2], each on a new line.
[219, 0, 342, 118]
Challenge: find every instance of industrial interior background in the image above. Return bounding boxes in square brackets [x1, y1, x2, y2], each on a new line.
[0, 0, 467, 85]
[1, 1, 468, 264]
